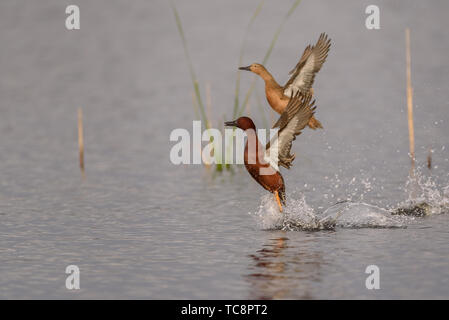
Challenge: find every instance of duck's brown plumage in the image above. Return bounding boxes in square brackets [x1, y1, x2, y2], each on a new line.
[240, 33, 330, 130]
[225, 93, 316, 211]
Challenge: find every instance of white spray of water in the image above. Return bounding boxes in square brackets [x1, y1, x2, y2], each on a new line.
[323, 202, 408, 228]
[249, 193, 333, 231]
[249, 194, 406, 231]
[249, 167, 448, 231]
[398, 168, 449, 215]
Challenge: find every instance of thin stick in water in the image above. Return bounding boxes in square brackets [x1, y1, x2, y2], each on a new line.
[405, 28, 415, 171]
[78, 108, 85, 175]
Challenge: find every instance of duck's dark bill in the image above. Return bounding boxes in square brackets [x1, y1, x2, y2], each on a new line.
[224, 120, 238, 127]
[239, 66, 251, 71]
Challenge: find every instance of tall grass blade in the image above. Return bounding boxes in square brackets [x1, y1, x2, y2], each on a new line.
[170, 1, 209, 129]
[255, 87, 269, 128]
[237, 0, 302, 117]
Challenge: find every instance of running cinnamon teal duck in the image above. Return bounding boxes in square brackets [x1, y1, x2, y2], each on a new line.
[225, 93, 316, 212]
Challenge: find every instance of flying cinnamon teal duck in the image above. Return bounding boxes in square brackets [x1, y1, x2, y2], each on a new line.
[239, 33, 330, 129]
[225, 92, 316, 212]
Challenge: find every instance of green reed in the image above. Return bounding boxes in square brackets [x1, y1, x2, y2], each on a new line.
[170, 1, 209, 130]
[171, 0, 302, 172]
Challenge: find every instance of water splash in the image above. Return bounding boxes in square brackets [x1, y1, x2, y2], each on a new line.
[249, 166, 448, 231]
[394, 168, 449, 216]
[323, 201, 408, 228]
[323, 172, 382, 205]
[249, 194, 332, 231]
[249, 195, 406, 231]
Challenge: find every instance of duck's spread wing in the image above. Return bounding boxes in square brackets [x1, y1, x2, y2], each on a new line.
[265, 92, 316, 169]
[283, 33, 331, 97]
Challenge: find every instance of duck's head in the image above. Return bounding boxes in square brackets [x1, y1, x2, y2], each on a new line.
[239, 63, 266, 75]
[224, 117, 256, 131]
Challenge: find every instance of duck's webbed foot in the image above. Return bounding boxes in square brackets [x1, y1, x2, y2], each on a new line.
[274, 191, 283, 213]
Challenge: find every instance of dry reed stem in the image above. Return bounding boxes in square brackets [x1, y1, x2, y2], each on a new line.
[78, 108, 85, 176]
[405, 28, 415, 172]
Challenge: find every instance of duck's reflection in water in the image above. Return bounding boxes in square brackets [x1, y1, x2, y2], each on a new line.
[246, 232, 325, 299]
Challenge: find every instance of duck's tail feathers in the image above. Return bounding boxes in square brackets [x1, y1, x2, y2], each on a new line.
[308, 116, 323, 129]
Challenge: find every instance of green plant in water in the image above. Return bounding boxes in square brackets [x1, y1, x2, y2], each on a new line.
[170, 1, 209, 130]
[171, 0, 302, 172]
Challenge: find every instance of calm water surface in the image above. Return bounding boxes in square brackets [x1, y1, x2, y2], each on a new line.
[0, 0, 448, 299]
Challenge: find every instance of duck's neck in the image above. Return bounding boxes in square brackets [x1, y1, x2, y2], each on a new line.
[244, 129, 263, 165]
[258, 68, 274, 81]
[258, 69, 281, 90]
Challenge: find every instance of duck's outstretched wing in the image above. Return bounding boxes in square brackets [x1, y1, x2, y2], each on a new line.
[283, 33, 331, 97]
[265, 92, 316, 169]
